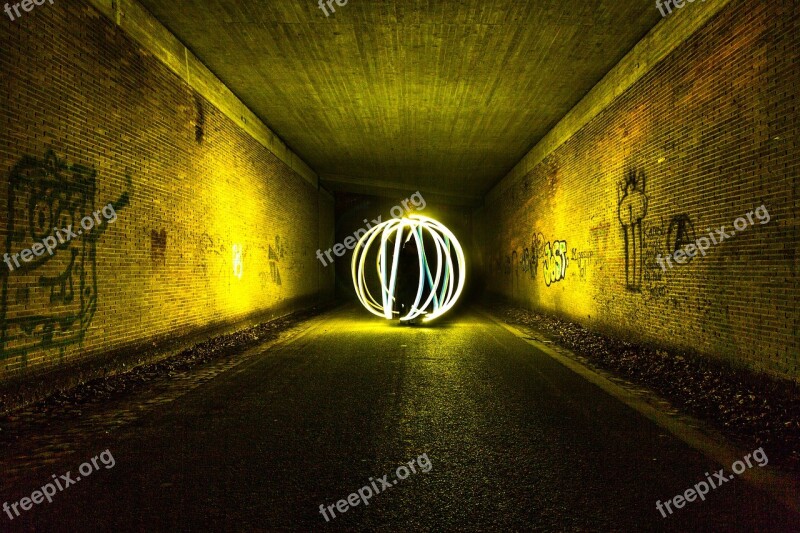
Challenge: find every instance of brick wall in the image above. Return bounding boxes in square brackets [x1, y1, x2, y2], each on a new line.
[0, 1, 333, 384]
[319, 189, 336, 303]
[481, 0, 799, 379]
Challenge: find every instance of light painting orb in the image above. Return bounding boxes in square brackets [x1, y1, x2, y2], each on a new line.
[351, 215, 465, 322]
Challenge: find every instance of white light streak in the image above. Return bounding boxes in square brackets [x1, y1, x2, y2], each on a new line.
[351, 215, 465, 322]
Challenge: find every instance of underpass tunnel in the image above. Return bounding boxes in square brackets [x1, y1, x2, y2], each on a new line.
[0, 0, 798, 531]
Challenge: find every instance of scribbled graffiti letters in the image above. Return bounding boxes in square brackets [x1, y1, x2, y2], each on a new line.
[571, 248, 594, 279]
[520, 232, 546, 279]
[543, 240, 568, 286]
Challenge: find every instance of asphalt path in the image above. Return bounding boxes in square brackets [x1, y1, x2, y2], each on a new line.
[1, 305, 797, 532]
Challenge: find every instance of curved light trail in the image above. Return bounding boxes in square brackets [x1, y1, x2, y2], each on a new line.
[351, 215, 465, 322]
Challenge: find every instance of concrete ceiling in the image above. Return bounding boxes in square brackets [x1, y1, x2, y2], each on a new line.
[138, 0, 662, 205]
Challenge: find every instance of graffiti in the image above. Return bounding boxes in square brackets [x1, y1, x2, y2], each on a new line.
[617, 169, 648, 292]
[571, 248, 594, 279]
[269, 263, 280, 285]
[641, 216, 670, 300]
[193, 232, 228, 281]
[643, 217, 667, 272]
[511, 233, 568, 286]
[1, 151, 129, 362]
[232, 244, 244, 279]
[643, 268, 664, 284]
[532, 233, 546, 278]
[645, 218, 666, 240]
[647, 285, 668, 299]
[520, 232, 546, 279]
[150, 229, 167, 266]
[543, 240, 568, 286]
[667, 214, 696, 262]
[532, 233, 545, 253]
[521, 248, 532, 275]
[267, 236, 285, 286]
[268, 236, 285, 261]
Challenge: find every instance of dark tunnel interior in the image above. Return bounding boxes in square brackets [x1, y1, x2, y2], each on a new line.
[0, 1, 798, 531]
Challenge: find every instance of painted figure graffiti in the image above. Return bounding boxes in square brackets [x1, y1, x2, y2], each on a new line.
[618, 169, 648, 292]
[1, 151, 129, 362]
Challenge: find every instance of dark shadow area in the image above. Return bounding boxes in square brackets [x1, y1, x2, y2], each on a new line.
[484, 296, 800, 470]
[0, 303, 336, 439]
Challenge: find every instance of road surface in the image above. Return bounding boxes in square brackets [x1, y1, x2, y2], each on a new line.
[0, 305, 796, 532]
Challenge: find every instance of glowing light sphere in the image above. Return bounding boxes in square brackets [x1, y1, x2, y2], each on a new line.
[351, 215, 466, 322]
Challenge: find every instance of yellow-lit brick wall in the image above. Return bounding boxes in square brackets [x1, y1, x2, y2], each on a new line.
[482, 0, 799, 379]
[0, 2, 332, 381]
[319, 189, 336, 302]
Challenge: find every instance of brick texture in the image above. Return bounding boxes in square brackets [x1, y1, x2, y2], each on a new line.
[481, 0, 799, 379]
[0, 1, 332, 382]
